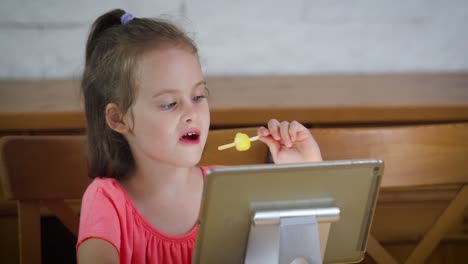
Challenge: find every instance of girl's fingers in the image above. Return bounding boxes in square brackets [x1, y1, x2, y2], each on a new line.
[267, 119, 281, 140]
[258, 130, 280, 156]
[262, 119, 304, 150]
[258, 126, 270, 137]
[279, 121, 292, 147]
[288, 120, 300, 142]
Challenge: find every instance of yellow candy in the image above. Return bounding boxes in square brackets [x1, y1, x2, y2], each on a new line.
[234, 132, 251, 151]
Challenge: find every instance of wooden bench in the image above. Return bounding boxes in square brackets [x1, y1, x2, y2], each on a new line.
[1, 123, 468, 263]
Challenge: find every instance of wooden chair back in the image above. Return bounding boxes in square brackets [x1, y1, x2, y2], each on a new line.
[1, 123, 467, 263]
[0, 136, 89, 264]
[310, 123, 468, 263]
[205, 124, 468, 263]
[204, 123, 468, 187]
[313, 123, 468, 188]
[0, 130, 269, 264]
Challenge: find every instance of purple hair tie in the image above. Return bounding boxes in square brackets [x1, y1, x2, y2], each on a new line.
[121, 12, 134, 25]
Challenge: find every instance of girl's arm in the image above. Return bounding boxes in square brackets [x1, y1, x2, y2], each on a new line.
[77, 238, 119, 264]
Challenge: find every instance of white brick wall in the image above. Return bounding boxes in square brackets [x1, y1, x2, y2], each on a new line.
[1, 0, 467, 79]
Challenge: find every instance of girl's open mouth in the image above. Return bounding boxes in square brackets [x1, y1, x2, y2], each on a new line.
[180, 131, 200, 144]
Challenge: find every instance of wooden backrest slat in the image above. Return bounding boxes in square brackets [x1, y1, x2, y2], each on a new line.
[0, 136, 90, 200]
[311, 123, 468, 188]
[199, 128, 269, 165]
[1, 123, 467, 201]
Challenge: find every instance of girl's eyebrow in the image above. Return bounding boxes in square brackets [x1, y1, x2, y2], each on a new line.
[194, 80, 206, 88]
[152, 80, 207, 98]
[152, 89, 178, 98]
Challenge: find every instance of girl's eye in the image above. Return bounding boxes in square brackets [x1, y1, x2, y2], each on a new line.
[160, 102, 177, 110]
[192, 95, 206, 102]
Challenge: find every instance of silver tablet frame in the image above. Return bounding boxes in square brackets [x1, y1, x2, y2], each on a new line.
[193, 159, 383, 264]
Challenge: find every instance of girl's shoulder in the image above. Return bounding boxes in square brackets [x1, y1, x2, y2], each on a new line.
[85, 177, 121, 192]
[82, 177, 127, 206]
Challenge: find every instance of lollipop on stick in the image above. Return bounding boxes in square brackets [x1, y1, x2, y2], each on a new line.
[218, 133, 259, 151]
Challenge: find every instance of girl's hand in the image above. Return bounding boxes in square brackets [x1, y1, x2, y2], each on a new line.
[258, 119, 323, 164]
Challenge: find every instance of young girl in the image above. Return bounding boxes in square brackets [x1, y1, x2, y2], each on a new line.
[77, 9, 322, 263]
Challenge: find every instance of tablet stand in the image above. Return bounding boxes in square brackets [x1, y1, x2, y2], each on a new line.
[244, 207, 340, 264]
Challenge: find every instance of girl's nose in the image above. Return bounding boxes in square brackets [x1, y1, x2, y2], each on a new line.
[184, 116, 193, 123]
[182, 103, 197, 123]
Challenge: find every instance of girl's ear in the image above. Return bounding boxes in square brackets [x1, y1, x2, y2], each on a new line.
[105, 103, 130, 133]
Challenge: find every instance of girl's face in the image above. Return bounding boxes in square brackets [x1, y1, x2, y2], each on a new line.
[124, 47, 210, 168]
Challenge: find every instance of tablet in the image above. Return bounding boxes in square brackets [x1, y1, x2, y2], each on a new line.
[193, 159, 383, 263]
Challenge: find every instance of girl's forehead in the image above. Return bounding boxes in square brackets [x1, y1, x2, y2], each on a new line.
[136, 47, 203, 95]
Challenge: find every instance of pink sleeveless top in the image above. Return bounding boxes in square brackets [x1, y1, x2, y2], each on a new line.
[77, 166, 213, 263]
